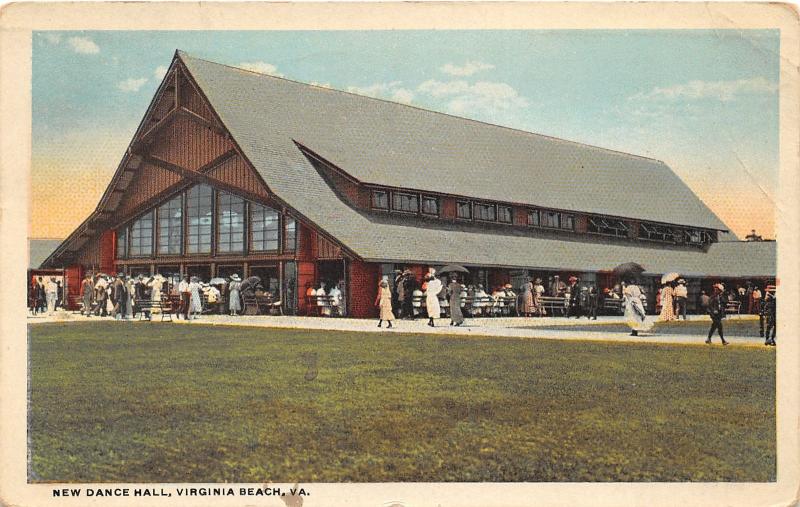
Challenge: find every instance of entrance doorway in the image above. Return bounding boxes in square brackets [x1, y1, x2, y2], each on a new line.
[249, 265, 280, 295]
[317, 260, 345, 289]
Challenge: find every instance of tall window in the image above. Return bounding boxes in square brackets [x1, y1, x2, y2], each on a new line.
[392, 192, 419, 213]
[116, 227, 127, 259]
[475, 203, 497, 221]
[129, 211, 154, 257]
[285, 217, 297, 252]
[498, 206, 512, 223]
[560, 214, 575, 231]
[186, 184, 213, 254]
[218, 191, 245, 253]
[250, 203, 280, 252]
[527, 209, 540, 226]
[421, 196, 439, 216]
[372, 190, 389, 209]
[542, 211, 560, 228]
[456, 201, 472, 219]
[157, 195, 182, 255]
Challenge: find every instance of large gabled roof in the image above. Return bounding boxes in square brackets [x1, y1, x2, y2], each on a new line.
[179, 52, 773, 277]
[180, 51, 728, 231]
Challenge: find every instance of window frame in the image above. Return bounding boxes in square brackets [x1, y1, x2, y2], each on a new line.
[185, 184, 214, 255]
[541, 210, 561, 229]
[156, 194, 183, 256]
[498, 205, 513, 224]
[371, 189, 389, 210]
[249, 202, 281, 253]
[456, 200, 473, 220]
[128, 210, 154, 258]
[474, 202, 498, 222]
[216, 191, 246, 255]
[391, 191, 420, 214]
[527, 209, 540, 227]
[116, 227, 128, 259]
[560, 213, 575, 231]
[421, 195, 440, 216]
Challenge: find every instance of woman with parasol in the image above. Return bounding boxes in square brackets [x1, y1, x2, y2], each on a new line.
[614, 263, 653, 336]
[658, 272, 679, 322]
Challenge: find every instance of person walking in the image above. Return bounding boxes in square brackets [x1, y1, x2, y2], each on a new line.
[81, 273, 94, 316]
[178, 275, 190, 320]
[448, 274, 465, 327]
[521, 277, 534, 317]
[659, 281, 676, 322]
[586, 285, 599, 320]
[673, 279, 688, 320]
[188, 276, 203, 320]
[125, 276, 135, 319]
[375, 278, 395, 328]
[111, 274, 126, 320]
[94, 276, 108, 316]
[45, 277, 58, 315]
[567, 277, 581, 318]
[425, 270, 442, 327]
[35, 277, 46, 314]
[533, 278, 546, 317]
[706, 283, 729, 345]
[762, 287, 776, 345]
[228, 274, 242, 316]
[623, 279, 651, 336]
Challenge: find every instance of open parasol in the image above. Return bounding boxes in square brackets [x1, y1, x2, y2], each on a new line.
[209, 277, 227, 286]
[661, 272, 680, 284]
[437, 264, 469, 274]
[240, 276, 262, 294]
[612, 262, 645, 279]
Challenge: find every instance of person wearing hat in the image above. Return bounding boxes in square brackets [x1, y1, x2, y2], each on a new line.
[134, 274, 151, 320]
[188, 276, 203, 320]
[448, 273, 465, 326]
[533, 278, 545, 317]
[111, 273, 127, 320]
[125, 275, 136, 319]
[228, 274, 242, 316]
[622, 278, 651, 336]
[178, 275, 190, 320]
[658, 281, 676, 322]
[673, 279, 688, 320]
[762, 287, 776, 346]
[424, 270, 442, 327]
[706, 283, 729, 345]
[81, 273, 94, 317]
[374, 277, 396, 328]
[520, 277, 535, 317]
[567, 276, 581, 318]
[45, 276, 59, 316]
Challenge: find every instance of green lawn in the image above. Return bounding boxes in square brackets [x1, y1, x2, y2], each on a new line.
[29, 322, 775, 482]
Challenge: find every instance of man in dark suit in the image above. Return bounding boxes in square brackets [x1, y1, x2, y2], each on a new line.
[134, 274, 151, 319]
[706, 283, 728, 345]
[762, 288, 776, 346]
[567, 276, 581, 318]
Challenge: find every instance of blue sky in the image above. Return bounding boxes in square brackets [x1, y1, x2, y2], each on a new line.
[31, 30, 779, 239]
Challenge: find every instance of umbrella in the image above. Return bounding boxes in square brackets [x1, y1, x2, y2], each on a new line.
[209, 277, 227, 285]
[612, 262, 645, 279]
[438, 264, 469, 274]
[661, 272, 680, 284]
[240, 276, 261, 293]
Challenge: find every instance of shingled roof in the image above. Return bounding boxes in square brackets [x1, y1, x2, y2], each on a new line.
[180, 51, 728, 232]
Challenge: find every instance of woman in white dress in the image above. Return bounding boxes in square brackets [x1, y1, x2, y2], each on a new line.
[228, 274, 242, 315]
[188, 276, 203, 320]
[623, 280, 653, 336]
[425, 271, 442, 327]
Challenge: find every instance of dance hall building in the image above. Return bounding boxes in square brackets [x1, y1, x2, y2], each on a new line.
[41, 51, 776, 317]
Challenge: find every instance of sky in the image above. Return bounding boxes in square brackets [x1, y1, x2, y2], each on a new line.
[31, 30, 780, 239]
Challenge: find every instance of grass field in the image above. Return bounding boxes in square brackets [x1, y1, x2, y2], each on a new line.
[29, 322, 775, 482]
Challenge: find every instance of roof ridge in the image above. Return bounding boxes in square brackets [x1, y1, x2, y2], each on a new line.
[177, 50, 664, 165]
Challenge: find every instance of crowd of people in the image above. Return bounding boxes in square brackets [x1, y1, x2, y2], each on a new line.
[28, 276, 63, 316]
[304, 281, 347, 317]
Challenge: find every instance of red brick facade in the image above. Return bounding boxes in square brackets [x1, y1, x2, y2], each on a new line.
[348, 260, 380, 318]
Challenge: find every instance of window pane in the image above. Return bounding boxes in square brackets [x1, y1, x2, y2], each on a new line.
[561, 214, 574, 230]
[421, 196, 439, 215]
[129, 211, 153, 257]
[498, 206, 512, 223]
[392, 192, 418, 213]
[285, 217, 297, 252]
[116, 228, 127, 259]
[217, 191, 245, 254]
[157, 195, 182, 255]
[186, 184, 213, 254]
[372, 190, 388, 209]
[475, 203, 496, 221]
[542, 211, 560, 228]
[457, 201, 472, 219]
[250, 203, 280, 252]
[527, 210, 539, 226]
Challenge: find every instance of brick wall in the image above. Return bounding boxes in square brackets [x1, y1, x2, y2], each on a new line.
[348, 260, 380, 318]
[296, 261, 316, 315]
[64, 265, 83, 310]
[441, 197, 456, 219]
[99, 230, 115, 274]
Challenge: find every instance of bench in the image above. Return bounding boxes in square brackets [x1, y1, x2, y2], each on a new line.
[725, 300, 741, 315]
[601, 298, 624, 315]
[539, 296, 569, 316]
[305, 295, 342, 317]
[133, 298, 174, 322]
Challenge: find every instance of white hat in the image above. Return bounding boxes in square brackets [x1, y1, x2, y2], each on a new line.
[230, 274, 241, 281]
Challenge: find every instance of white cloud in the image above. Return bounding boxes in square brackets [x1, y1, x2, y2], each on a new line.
[117, 77, 148, 93]
[42, 33, 61, 45]
[238, 61, 283, 77]
[440, 61, 495, 77]
[67, 36, 100, 54]
[346, 81, 414, 104]
[154, 65, 168, 81]
[631, 77, 777, 102]
[417, 79, 528, 115]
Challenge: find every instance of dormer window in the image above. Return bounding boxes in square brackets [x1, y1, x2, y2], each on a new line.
[498, 206, 513, 223]
[527, 210, 540, 226]
[475, 203, 497, 221]
[421, 195, 439, 216]
[372, 190, 389, 210]
[588, 217, 629, 237]
[457, 201, 472, 219]
[392, 192, 419, 213]
[541, 211, 560, 228]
